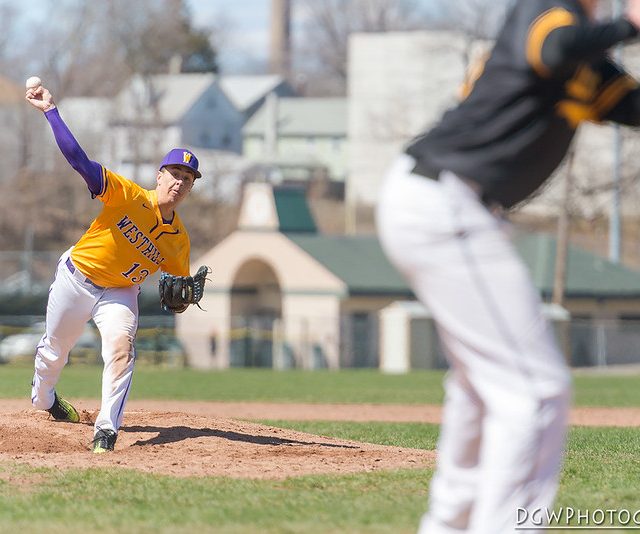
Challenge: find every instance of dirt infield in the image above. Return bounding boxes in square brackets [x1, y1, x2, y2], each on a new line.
[0, 399, 637, 479]
[0, 400, 436, 479]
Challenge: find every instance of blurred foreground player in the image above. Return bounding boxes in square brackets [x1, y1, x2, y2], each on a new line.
[377, 0, 640, 532]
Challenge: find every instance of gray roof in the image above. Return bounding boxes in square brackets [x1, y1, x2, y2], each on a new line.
[244, 97, 347, 137]
[115, 73, 216, 124]
[58, 97, 112, 123]
[219, 75, 285, 112]
[114, 73, 290, 124]
[288, 232, 640, 298]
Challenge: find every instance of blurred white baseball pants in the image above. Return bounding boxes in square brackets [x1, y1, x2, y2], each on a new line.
[376, 155, 571, 534]
[31, 248, 139, 434]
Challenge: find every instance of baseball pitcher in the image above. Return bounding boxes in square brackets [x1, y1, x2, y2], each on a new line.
[25, 81, 209, 453]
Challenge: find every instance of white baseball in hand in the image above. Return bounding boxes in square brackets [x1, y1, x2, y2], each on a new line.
[25, 76, 42, 89]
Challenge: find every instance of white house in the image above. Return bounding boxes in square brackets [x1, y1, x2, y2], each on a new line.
[243, 97, 348, 183]
[55, 97, 113, 164]
[109, 73, 296, 186]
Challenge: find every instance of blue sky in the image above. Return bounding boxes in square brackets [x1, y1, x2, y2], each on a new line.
[4, 0, 281, 72]
[4, 0, 437, 73]
[185, 0, 298, 73]
[184, 0, 442, 73]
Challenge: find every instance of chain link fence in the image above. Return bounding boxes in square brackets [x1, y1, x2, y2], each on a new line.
[3, 312, 640, 370]
[226, 313, 382, 369]
[570, 318, 640, 367]
[0, 315, 184, 367]
[223, 314, 640, 370]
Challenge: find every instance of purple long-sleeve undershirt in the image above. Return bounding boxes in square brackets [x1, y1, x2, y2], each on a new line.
[44, 107, 103, 195]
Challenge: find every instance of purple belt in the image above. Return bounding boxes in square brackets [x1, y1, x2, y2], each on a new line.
[65, 257, 105, 290]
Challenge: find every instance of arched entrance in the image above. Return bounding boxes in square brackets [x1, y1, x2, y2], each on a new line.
[229, 259, 282, 367]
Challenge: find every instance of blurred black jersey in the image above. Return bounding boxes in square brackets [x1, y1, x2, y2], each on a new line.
[406, 0, 639, 208]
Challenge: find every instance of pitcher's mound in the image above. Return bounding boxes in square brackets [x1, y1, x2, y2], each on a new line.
[0, 410, 434, 479]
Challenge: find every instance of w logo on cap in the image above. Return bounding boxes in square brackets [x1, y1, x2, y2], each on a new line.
[160, 148, 201, 178]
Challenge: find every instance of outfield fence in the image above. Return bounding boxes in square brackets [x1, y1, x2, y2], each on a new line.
[2, 314, 640, 369]
[570, 318, 640, 367]
[215, 314, 640, 370]
[0, 315, 184, 367]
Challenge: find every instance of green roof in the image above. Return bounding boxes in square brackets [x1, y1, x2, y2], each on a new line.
[514, 232, 640, 298]
[274, 187, 317, 233]
[288, 232, 640, 298]
[287, 234, 412, 295]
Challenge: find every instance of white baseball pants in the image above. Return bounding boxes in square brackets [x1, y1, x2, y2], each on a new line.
[32, 248, 139, 434]
[377, 155, 571, 534]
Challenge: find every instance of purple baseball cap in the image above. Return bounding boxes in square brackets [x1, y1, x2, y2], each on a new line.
[159, 148, 202, 178]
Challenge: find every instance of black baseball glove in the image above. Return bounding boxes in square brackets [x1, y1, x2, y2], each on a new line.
[159, 265, 211, 313]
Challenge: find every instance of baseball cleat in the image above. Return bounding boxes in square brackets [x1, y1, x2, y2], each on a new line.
[92, 428, 117, 454]
[47, 392, 80, 423]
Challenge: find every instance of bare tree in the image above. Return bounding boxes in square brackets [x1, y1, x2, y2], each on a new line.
[103, 0, 218, 77]
[0, 0, 225, 268]
[297, 0, 430, 95]
[8, 0, 218, 99]
[434, 0, 513, 39]
[430, 0, 512, 69]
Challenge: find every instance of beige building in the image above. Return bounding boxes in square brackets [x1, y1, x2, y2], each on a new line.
[176, 183, 640, 370]
[176, 182, 409, 369]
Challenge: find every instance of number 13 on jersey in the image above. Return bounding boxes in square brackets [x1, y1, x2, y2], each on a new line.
[122, 262, 150, 284]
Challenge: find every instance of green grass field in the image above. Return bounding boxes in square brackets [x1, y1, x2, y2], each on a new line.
[1, 365, 640, 532]
[2, 365, 640, 406]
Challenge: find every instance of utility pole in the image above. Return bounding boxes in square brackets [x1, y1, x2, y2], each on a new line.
[264, 92, 279, 160]
[609, 0, 624, 263]
[553, 151, 575, 307]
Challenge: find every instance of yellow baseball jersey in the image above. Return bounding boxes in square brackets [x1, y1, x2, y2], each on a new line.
[70, 168, 190, 288]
